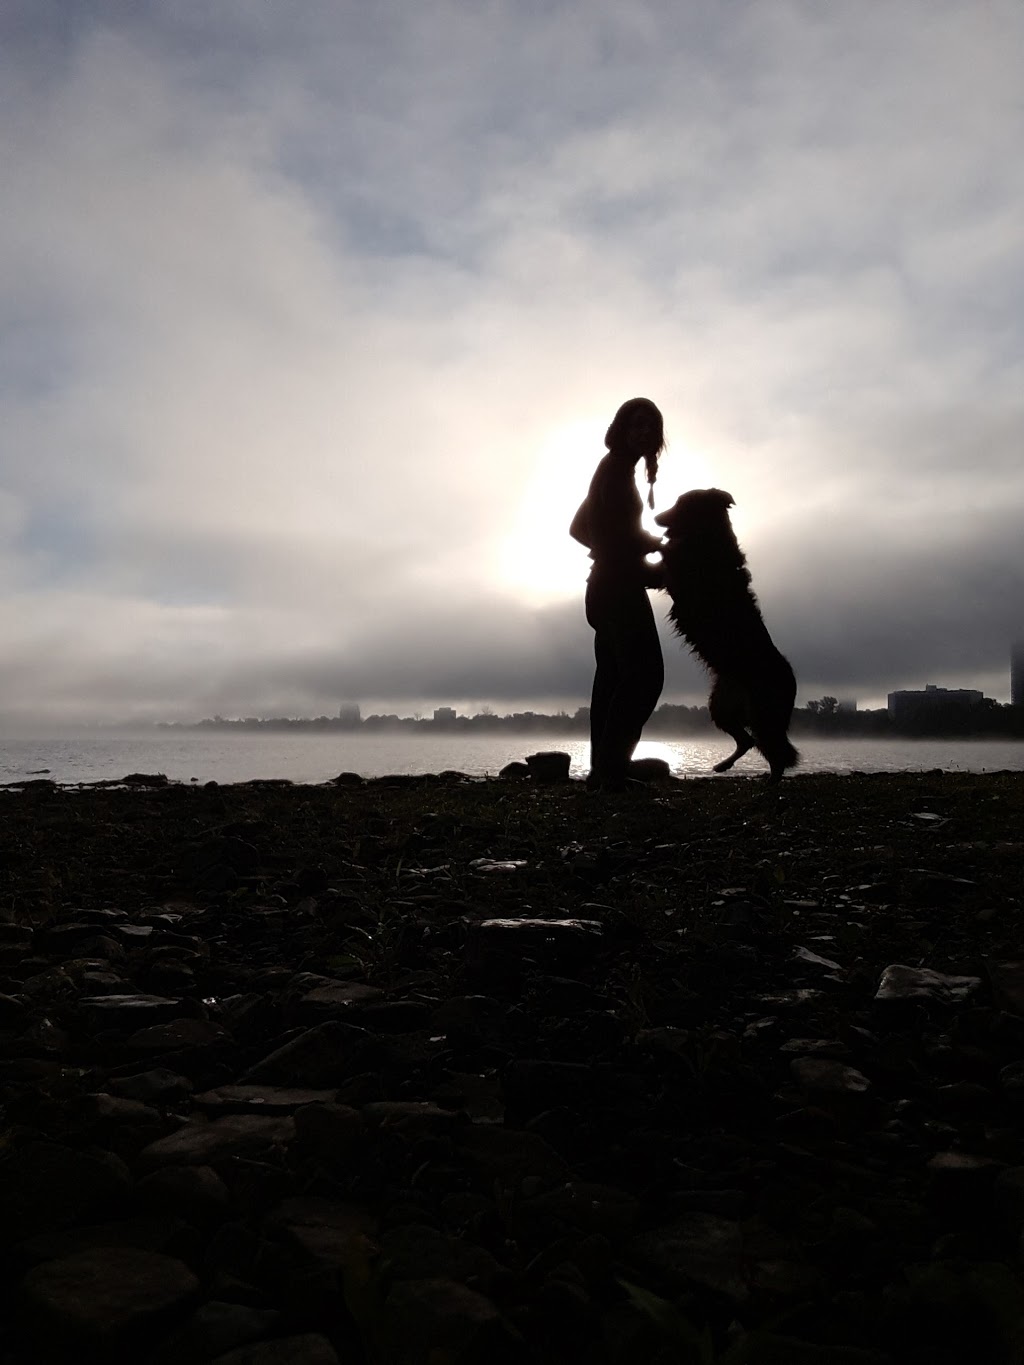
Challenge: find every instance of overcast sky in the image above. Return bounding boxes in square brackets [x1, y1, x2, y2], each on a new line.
[2, 0, 1022, 725]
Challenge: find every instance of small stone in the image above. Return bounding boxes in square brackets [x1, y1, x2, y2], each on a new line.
[793, 946, 842, 972]
[791, 1057, 872, 1098]
[294, 982, 384, 1018]
[361, 1101, 462, 1138]
[778, 1038, 846, 1055]
[628, 756, 672, 782]
[628, 1214, 747, 1303]
[999, 1061, 1024, 1110]
[355, 1000, 432, 1033]
[378, 1279, 516, 1363]
[987, 961, 1024, 1016]
[148, 1300, 282, 1365]
[455, 1125, 568, 1185]
[926, 1151, 1005, 1217]
[84, 1092, 164, 1126]
[0, 992, 28, 1026]
[109, 1068, 194, 1105]
[380, 1223, 501, 1286]
[136, 1165, 231, 1225]
[931, 1082, 994, 1116]
[291, 1103, 366, 1173]
[498, 761, 530, 779]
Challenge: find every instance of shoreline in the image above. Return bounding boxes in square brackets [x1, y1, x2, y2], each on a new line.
[1, 772, 1023, 1361]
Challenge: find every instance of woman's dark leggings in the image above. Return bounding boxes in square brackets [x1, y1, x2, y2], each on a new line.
[585, 573, 664, 785]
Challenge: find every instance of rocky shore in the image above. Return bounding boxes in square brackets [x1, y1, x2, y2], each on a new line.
[1, 765, 1023, 1364]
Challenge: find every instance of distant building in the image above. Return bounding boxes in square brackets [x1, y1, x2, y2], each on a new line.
[887, 683, 984, 722]
[433, 707, 457, 725]
[836, 699, 858, 714]
[1013, 643, 1024, 708]
[337, 702, 361, 727]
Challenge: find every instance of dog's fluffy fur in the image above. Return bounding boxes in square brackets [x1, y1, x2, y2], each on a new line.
[656, 488, 799, 782]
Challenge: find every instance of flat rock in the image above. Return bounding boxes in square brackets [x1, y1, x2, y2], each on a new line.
[241, 1021, 378, 1086]
[208, 1334, 340, 1365]
[126, 1018, 230, 1051]
[20, 1246, 199, 1342]
[193, 1084, 340, 1114]
[297, 982, 384, 1014]
[875, 964, 981, 1004]
[138, 1114, 295, 1168]
[791, 1057, 872, 1097]
[109, 1068, 194, 1105]
[78, 993, 186, 1028]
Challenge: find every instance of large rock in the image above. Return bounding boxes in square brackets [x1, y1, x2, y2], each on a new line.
[525, 751, 571, 783]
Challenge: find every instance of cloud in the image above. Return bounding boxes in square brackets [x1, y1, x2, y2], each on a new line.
[1, 1, 1022, 725]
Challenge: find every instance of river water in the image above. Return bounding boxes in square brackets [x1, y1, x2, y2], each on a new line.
[1, 733, 1022, 786]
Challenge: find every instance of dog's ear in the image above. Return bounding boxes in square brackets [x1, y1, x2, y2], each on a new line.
[709, 488, 735, 510]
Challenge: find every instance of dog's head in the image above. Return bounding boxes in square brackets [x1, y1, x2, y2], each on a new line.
[655, 488, 735, 540]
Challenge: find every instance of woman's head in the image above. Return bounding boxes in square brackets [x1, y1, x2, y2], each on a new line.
[605, 397, 665, 507]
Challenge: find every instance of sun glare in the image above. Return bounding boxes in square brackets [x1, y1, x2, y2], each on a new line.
[496, 420, 716, 603]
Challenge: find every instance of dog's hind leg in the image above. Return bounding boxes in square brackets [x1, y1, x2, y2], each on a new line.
[712, 737, 755, 773]
[751, 665, 799, 782]
[708, 678, 755, 772]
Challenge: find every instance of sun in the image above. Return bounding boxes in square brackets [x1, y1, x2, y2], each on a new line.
[493, 421, 600, 602]
[494, 419, 713, 603]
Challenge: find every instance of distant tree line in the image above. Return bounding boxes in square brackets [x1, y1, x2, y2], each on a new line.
[157, 697, 1024, 739]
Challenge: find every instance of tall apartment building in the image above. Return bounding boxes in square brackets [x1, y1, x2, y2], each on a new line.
[887, 684, 984, 722]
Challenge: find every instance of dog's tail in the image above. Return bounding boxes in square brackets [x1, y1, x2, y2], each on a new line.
[762, 738, 799, 783]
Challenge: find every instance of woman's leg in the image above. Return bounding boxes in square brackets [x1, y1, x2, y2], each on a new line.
[586, 579, 620, 781]
[589, 581, 660, 786]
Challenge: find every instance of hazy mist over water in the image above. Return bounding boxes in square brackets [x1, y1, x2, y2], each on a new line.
[1, 734, 1022, 787]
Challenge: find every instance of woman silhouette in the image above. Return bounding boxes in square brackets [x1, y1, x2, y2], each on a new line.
[570, 397, 666, 790]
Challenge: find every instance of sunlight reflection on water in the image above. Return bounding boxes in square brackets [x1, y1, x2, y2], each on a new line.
[0, 733, 1022, 786]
